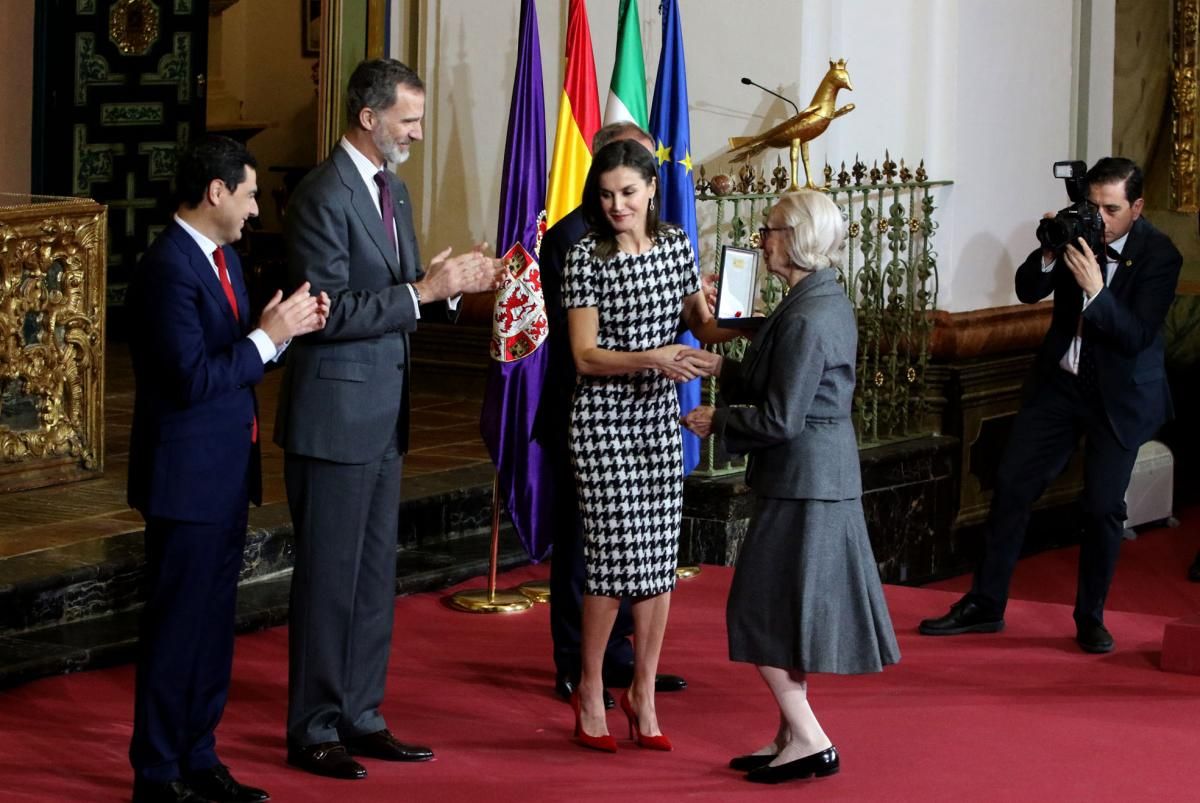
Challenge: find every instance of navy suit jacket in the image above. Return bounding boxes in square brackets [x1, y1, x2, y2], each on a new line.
[1016, 215, 1182, 449]
[126, 221, 264, 522]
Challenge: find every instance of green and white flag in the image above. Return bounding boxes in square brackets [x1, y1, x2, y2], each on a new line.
[603, 0, 648, 128]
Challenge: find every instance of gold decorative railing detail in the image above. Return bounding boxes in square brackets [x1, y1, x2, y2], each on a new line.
[694, 156, 950, 475]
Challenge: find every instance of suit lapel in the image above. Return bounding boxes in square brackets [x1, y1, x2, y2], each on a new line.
[1107, 217, 1148, 298]
[167, 224, 241, 336]
[332, 148, 403, 282]
[743, 271, 836, 379]
[392, 176, 419, 283]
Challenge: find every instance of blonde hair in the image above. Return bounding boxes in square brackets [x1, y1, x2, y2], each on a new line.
[770, 190, 847, 271]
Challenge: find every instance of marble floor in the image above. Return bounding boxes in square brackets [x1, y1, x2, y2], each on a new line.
[0, 347, 493, 559]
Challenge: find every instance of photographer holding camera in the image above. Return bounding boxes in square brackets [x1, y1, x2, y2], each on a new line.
[920, 157, 1181, 654]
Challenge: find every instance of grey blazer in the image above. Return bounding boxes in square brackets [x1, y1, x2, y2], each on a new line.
[274, 146, 425, 463]
[713, 269, 862, 501]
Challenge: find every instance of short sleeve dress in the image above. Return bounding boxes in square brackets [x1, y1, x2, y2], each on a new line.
[561, 227, 700, 598]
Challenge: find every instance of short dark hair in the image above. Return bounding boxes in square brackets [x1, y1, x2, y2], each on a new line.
[1086, 157, 1143, 203]
[175, 135, 256, 209]
[581, 140, 662, 259]
[346, 59, 425, 128]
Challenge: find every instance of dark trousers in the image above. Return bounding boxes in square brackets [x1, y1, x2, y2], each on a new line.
[130, 507, 248, 783]
[971, 370, 1139, 625]
[285, 443, 402, 747]
[547, 447, 634, 680]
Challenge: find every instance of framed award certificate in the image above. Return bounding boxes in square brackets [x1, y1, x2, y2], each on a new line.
[715, 245, 761, 328]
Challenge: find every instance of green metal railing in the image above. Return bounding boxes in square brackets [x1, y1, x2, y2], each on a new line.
[692, 159, 951, 476]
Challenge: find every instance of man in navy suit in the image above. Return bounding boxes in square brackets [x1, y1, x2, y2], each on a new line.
[126, 136, 328, 803]
[920, 157, 1181, 653]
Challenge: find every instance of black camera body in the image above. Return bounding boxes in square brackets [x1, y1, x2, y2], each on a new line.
[1035, 160, 1105, 258]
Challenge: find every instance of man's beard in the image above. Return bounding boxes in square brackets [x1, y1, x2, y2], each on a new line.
[373, 128, 411, 166]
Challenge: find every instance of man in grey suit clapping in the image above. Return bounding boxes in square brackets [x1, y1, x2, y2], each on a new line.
[275, 58, 501, 781]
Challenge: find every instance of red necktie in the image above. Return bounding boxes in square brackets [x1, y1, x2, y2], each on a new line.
[213, 247, 257, 442]
[213, 247, 239, 321]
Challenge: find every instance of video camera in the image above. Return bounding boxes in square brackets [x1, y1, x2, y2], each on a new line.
[1035, 160, 1105, 259]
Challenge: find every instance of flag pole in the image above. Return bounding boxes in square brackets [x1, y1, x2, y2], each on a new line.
[448, 477, 533, 613]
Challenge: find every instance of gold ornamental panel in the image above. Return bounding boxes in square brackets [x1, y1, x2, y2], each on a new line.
[0, 194, 107, 492]
[109, 0, 161, 57]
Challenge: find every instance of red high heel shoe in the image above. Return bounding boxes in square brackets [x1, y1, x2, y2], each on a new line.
[619, 693, 673, 751]
[572, 691, 617, 753]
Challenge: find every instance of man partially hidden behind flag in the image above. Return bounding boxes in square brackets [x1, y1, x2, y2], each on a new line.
[539, 0, 689, 708]
[650, 0, 704, 475]
[479, 0, 551, 562]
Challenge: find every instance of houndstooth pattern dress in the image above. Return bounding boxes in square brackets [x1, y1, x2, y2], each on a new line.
[562, 227, 700, 597]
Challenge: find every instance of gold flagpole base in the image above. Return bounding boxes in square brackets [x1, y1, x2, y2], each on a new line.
[517, 579, 551, 603]
[447, 588, 533, 614]
[676, 565, 701, 579]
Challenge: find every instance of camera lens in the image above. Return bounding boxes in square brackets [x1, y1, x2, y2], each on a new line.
[1036, 217, 1071, 250]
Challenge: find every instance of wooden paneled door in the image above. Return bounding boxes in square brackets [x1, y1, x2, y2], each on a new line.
[32, 0, 209, 323]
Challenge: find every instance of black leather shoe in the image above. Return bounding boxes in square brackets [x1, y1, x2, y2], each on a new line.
[918, 598, 1004, 635]
[729, 753, 777, 772]
[655, 673, 687, 693]
[184, 765, 269, 802]
[287, 742, 367, 779]
[1189, 550, 1200, 583]
[554, 675, 615, 709]
[1076, 620, 1114, 654]
[132, 780, 208, 803]
[344, 729, 434, 762]
[745, 746, 840, 784]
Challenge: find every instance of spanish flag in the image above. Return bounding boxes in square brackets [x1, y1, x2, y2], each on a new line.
[545, 0, 601, 227]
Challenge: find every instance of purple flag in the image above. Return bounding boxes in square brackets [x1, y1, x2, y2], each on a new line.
[479, 0, 551, 561]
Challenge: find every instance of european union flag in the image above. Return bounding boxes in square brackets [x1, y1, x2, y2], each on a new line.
[649, 0, 701, 475]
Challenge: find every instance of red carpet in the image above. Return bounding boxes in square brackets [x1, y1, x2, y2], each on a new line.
[2, 522, 1199, 802]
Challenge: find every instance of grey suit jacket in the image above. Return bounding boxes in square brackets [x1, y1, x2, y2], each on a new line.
[713, 269, 862, 501]
[274, 146, 424, 463]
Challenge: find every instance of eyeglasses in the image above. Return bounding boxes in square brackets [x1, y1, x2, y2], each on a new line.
[758, 226, 787, 241]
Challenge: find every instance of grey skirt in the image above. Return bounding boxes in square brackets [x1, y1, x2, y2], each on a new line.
[727, 496, 900, 674]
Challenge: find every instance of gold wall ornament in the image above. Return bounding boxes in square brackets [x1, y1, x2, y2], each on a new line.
[0, 195, 106, 492]
[109, 0, 161, 57]
[1171, 0, 1199, 212]
[728, 59, 856, 190]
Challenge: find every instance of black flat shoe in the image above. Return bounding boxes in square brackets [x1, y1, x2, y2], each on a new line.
[919, 598, 1005, 636]
[729, 753, 776, 772]
[344, 729, 434, 762]
[555, 675, 615, 709]
[184, 765, 269, 802]
[1076, 620, 1114, 654]
[654, 673, 687, 693]
[745, 746, 839, 784]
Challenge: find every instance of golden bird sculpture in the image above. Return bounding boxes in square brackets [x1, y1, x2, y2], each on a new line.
[729, 59, 855, 190]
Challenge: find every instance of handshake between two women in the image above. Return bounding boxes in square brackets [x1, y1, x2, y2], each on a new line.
[653, 345, 722, 384]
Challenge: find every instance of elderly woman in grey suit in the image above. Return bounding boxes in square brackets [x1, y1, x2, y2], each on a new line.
[684, 190, 899, 785]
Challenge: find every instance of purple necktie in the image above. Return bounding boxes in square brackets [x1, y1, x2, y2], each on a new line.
[373, 170, 397, 255]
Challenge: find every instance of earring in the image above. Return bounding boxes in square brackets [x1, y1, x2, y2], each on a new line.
[649, 198, 655, 212]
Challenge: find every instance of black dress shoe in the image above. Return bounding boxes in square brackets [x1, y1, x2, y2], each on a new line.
[1076, 620, 1114, 654]
[918, 598, 1005, 635]
[132, 779, 208, 803]
[345, 729, 434, 762]
[655, 673, 687, 693]
[745, 746, 840, 784]
[554, 675, 615, 709]
[184, 765, 269, 802]
[729, 753, 777, 772]
[287, 742, 368, 779]
[1189, 550, 1200, 583]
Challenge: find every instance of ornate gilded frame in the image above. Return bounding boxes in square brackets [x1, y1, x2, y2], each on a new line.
[1173, 0, 1199, 212]
[0, 195, 106, 491]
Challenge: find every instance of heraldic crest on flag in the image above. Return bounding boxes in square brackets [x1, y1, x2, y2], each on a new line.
[490, 240, 549, 363]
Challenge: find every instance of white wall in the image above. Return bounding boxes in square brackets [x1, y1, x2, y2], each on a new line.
[403, 0, 1114, 312]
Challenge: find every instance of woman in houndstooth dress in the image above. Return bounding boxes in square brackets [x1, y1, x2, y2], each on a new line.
[561, 140, 729, 752]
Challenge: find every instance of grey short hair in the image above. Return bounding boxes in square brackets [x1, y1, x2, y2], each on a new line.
[592, 121, 653, 153]
[771, 190, 847, 271]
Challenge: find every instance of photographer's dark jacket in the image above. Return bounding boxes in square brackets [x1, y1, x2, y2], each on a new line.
[1015, 215, 1181, 449]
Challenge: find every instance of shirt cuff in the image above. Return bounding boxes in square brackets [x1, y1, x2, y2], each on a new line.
[447, 294, 462, 311]
[248, 328, 279, 363]
[1082, 286, 1104, 309]
[406, 284, 422, 320]
[1041, 256, 1056, 273]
